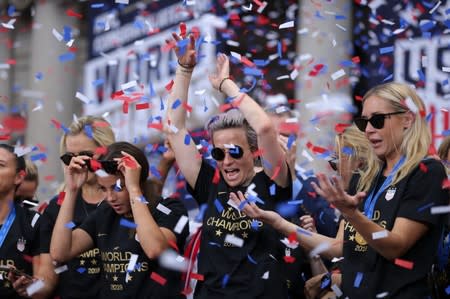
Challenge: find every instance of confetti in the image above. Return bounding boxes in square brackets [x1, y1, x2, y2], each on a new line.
[331, 69, 346, 81]
[119, 218, 137, 229]
[26, 279, 44, 296]
[156, 203, 172, 215]
[394, 258, 414, 270]
[75, 91, 90, 104]
[279, 21, 294, 29]
[54, 265, 68, 274]
[372, 230, 388, 240]
[174, 215, 189, 234]
[431, 205, 450, 214]
[127, 254, 139, 272]
[224, 234, 244, 247]
[65, 221, 76, 229]
[150, 272, 167, 285]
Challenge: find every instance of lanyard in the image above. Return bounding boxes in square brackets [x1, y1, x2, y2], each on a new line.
[0, 203, 16, 248]
[363, 156, 406, 220]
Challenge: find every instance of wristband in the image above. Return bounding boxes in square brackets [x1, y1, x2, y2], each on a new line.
[219, 77, 230, 92]
[177, 59, 196, 69]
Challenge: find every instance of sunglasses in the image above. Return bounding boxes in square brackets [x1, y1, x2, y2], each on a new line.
[328, 157, 338, 171]
[60, 152, 118, 174]
[354, 111, 406, 132]
[211, 145, 244, 161]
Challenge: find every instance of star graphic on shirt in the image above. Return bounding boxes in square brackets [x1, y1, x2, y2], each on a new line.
[91, 259, 97, 265]
[215, 229, 223, 237]
[80, 260, 85, 266]
[349, 234, 355, 241]
[127, 275, 133, 282]
[112, 275, 118, 282]
[242, 232, 248, 239]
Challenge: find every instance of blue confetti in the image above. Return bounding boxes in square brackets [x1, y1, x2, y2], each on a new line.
[417, 202, 434, 213]
[251, 219, 259, 230]
[426, 112, 434, 123]
[276, 202, 299, 217]
[195, 204, 207, 222]
[63, 26, 72, 42]
[379, 46, 394, 54]
[91, 3, 104, 8]
[342, 146, 353, 156]
[238, 199, 249, 211]
[172, 99, 181, 109]
[159, 96, 164, 110]
[65, 221, 76, 229]
[353, 272, 363, 288]
[214, 199, 224, 213]
[222, 274, 230, 288]
[92, 79, 104, 87]
[77, 267, 86, 274]
[120, 218, 137, 229]
[35, 72, 43, 80]
[269, 184, 276, 196]
[184, 134, 191, 145]
[30, 153, 47, 162]
[247, 254, 257, 264]
[442, 129, 450, 137]
[446, 285, 450, 295]
[292, 178, 303, 199]
[7, 5, 15, 17]
[287, 200, 303, 205]
[277, 41, 282, 58]
[59, 52, 76, 62]
[382, 74, 393, 82]
[149, 80, 156, 97]
[208, 242, 221, 247]
[417, 69, 426, 82]
[84, 125, 93, 139]
[150, 166, 161, 180]
[287, 134, 296, 150]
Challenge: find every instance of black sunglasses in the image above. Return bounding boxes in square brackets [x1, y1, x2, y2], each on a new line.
[354, 111, 406, 132]
[60, 152, 118, 174]
[211, 145, 244, 161]
[60, 151, 94, 166]
[328, 157, 338, 171]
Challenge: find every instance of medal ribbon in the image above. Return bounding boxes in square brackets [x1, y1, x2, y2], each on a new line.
[0, 203, 16, 248]
[363, 156, 406, 220]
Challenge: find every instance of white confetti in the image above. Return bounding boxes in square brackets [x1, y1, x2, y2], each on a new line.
[174, 215, 189, 234]
[335, 23, 346, 31]
[75, 91, 91, 104]
[54, 265, 68, 274]
[257, 1, 268, 13]
[230, 51, 242, 61]
[261, 271, 269, 279]
[115, 0, 129, 4]
[372, 230, 388, 240]
[2, 19, 16, 29]
[276, 75, 290, 80]
[159, 250, 188, 272]
[290, 69, 299, 80]
[168, 124, 178, 134]
[52, 28, 63, 42]
[404, 96, 419, 114]
[226, 40, 240, 47]
[309, 242, 331, 258]
[26, 279, 44, 296]
[127, 254, 138, 272]
[331, 69, 346, 81]
[31, 213, 40, 228]
[224, 234, 244, 247]
[429, 1, 442, 14]
[121, 80, 137, 90]
[279, 21, 294, 29]
[156, 203, 172, 215]
[442, 67, 450, 73]
[331, 284, 343, 297]
[431, 205, 450, 214]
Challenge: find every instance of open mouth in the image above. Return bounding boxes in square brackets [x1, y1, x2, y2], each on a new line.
[224, 168, 240, 181]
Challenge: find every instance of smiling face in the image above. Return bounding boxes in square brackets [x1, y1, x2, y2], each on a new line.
[212, 127, 255, 187]
[65, 133, 99, 184]
[361, 96, 409, 163]
[97, 174, 131, 215]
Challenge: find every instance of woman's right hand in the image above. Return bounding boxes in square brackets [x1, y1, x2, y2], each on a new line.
[63, 155, 89, 191]
[300, 215, 317, 233]
[168, 22, 196, 67]
[304, 273, 327, 299]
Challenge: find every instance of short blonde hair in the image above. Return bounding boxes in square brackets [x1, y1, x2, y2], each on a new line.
[24, 159, 38, 183]
[336, 124, 371, 175]
[358, 82, 430, 192]
[59, 115, 115, 155]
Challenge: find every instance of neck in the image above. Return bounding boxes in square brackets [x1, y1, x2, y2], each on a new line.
[384, 154, 403, 175]
[0, 193, 14, 224]
[81, 184, 104, 205]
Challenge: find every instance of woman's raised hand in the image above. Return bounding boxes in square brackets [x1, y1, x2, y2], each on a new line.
[64, 155, 90, 191]
[209, 53, 230, 91]
[311, 173, 366, 218]
[168, 22, 196, 67]
[116, 151, 142, 194]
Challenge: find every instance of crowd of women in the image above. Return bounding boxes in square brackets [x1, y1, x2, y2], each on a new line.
[0, 24, 449, 299]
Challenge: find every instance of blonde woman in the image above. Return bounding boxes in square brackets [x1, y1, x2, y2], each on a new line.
[232, 82, 448, 298]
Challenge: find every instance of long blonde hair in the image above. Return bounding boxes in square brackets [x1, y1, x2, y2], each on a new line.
[358, 82, 430, 192]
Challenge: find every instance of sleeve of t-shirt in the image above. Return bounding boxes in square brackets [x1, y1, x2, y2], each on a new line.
[39, 198, 58, 254]
[397, 159, 448, 226]
[186, 159, 215, 205]
[153, 198, 189, 251]
[78, 208, 99, 247]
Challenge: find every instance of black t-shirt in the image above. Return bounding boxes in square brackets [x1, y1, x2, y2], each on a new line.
[188, 160, 292, 299]
[342, 159, 448, 298]
[40, 193, 102, 299]
[0, 202, 40, 299]
[78, 197, 189, 299]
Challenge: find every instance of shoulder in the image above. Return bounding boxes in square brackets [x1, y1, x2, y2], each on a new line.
[409, 158, 446, 180]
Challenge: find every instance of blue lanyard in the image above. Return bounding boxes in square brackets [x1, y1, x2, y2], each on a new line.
[363, 156, 406, 220]
[0, 204, 16, 248]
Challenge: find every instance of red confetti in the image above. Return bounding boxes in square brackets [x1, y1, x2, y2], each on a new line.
[168, 239, 179, 252]
[57, 192, 66, 206]
[241, 56, 255, 68]
[308, 64, 324, 77]
[283, 255, 296, 263]
[355, 95, 363, 102]
[442, 178, 450, 189]
[419, 162, 428, 173]
[92, 121, 110, 128]
[190, 273, 204, 281]
[182, 101, 192, 113]
[51, 118, 62, 129]
[22, 255, 33, 263]
[44, 175, 55, 181]
[288, 232, 297, 244]
[95, 146, 108, 155]
[179, 23, 187, 38]
[136, 103, 150, 110]
[165, 80, 174, 92]
[122, 102, 129, 114]
[148, 123, 163, 131]
[122, 156, 137, 169]
[6, 59, 16, 65]
[212, 167, 220, 184]
[89, 159, 102, 172]
[0, 135, 10, 140]
[335, 123, 351, 134]
[394, 258, 414, 270]
[270, 164, 281, 180]
[66, 9, 83, 19]
[351, 56, 360, 63]
[150, 272, 167, 285]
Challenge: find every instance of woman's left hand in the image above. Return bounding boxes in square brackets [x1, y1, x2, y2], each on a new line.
[311, 173, 366, 218]
[209, 53, 230, 90]
[8, 270, 34, 298]
[116, 151, 142, 194]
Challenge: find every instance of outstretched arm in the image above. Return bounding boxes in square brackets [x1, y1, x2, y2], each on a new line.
[209, 54, 290, 187]
[229, 191, 343, 259]
[312, 173, 429, 260]
[165, 24, 202, 189]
